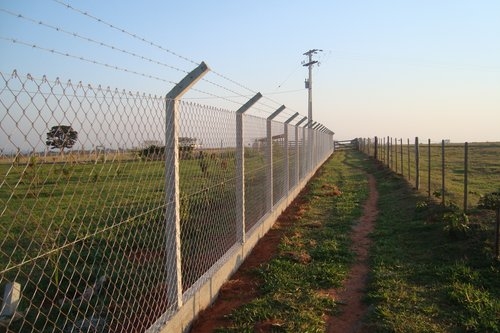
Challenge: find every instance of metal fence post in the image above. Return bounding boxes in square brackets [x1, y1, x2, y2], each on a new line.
[165, 62, 209, 308]
[236, 93, 262, 242]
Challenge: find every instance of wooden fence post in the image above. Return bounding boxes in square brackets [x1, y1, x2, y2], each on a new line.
[441, 139, 445, 205]
[387, 136, 390, 168]
[395, 137, 398, 172]
[415, 137, 420, 190]
[407, 138, 411, 180]
[464, 142, 469, 213]
[400, 138, 403, 174]
[496, 207, 500, 260]
[428, 139, 431, 198]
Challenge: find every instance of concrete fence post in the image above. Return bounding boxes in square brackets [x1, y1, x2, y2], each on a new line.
[296, 117, 307, 183]
[285, 112, 299, 193]
[165, 62, 209, 308]
[236, 93, 262, 242]
[267, 105, 286, 210]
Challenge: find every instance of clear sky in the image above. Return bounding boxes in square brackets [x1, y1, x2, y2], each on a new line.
[1, 0, 499, 142]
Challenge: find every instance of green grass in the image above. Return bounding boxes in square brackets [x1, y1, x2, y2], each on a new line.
[368, 141, 500, 208]
[2, 145, 499, 332]
[216, 150, 369, 332]
[211, 149, 500, 332]
[365, 160, 500, 332]
[0, 150, 271, 331]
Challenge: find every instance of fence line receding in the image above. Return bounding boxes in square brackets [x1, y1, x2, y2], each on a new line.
[0, 70, 334, 332]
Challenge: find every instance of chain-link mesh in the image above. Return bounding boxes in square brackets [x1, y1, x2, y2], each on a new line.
[243, 115, 268, 231]
[1, 71, 333, 332]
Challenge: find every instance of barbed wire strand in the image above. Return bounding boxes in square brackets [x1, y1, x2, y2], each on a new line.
[4, 2, 305, 118]
[0, 36, 179, 86]
[0, 8, 189, 75]
[50, 0, 198, 66]
[0, 8, 264, 106]
[0, 37, 256, 108]
[50, 0, 261, 96]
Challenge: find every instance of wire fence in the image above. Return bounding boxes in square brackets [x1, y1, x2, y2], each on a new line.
[0, 71, 333, 332]
[358, 137, 500, 209]
[358, 136, 500, 257]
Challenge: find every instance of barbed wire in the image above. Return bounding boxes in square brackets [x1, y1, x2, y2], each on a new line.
[0, 8, 189, 76]
[1, 70, 169, 100]
[50, 0, 198, 67]
[0, 36, 179, 86]
[49, 0, 273, 105]
[1, 2, 308, 121]
[0, 8, 264, 105]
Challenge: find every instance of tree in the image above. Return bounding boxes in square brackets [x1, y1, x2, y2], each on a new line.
[138, 145, 165, 161]
[46, 125, 78, 153]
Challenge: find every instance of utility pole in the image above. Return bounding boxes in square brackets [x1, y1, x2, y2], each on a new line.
[302, 49, 322, 128]
[302, 49, 322, 170]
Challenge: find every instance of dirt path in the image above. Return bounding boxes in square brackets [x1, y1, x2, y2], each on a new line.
[189, 173, 379, 333]
[325, 173, 379, 333]
[189, 194, 307, 332]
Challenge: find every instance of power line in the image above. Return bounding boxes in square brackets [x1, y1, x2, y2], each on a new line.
[4, 1, 310, 120]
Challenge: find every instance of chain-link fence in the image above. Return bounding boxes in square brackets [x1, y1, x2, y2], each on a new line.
[0, 71, 333, 332]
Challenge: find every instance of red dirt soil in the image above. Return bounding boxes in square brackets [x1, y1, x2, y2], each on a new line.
[189, 174, 378, 333]
[325, 174, 378, 332]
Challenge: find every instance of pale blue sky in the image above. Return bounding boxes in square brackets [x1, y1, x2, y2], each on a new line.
[1, 0, 499, 142]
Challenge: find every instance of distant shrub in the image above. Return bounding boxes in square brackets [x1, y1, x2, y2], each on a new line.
[478, 192, 500, 210]
[138, 145, 165, 161]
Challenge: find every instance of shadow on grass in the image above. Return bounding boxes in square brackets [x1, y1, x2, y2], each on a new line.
[364, 158, 500, 332]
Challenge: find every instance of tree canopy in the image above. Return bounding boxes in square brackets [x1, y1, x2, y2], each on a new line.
[46, 125, 78, 152]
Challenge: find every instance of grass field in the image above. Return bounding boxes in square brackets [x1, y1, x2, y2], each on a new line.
[204, 150, 500, 332]
[214, 150, 369, 332]
[366, 156, 500, 332]
[366, 140, 500, 208]
[1, 147, 294, 332]
[1, 143, 498, 332]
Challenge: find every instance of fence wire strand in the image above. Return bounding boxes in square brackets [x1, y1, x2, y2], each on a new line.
[0, 71, 333, 332]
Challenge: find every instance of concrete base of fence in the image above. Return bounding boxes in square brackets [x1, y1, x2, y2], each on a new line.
[159, 156, 329, 333]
